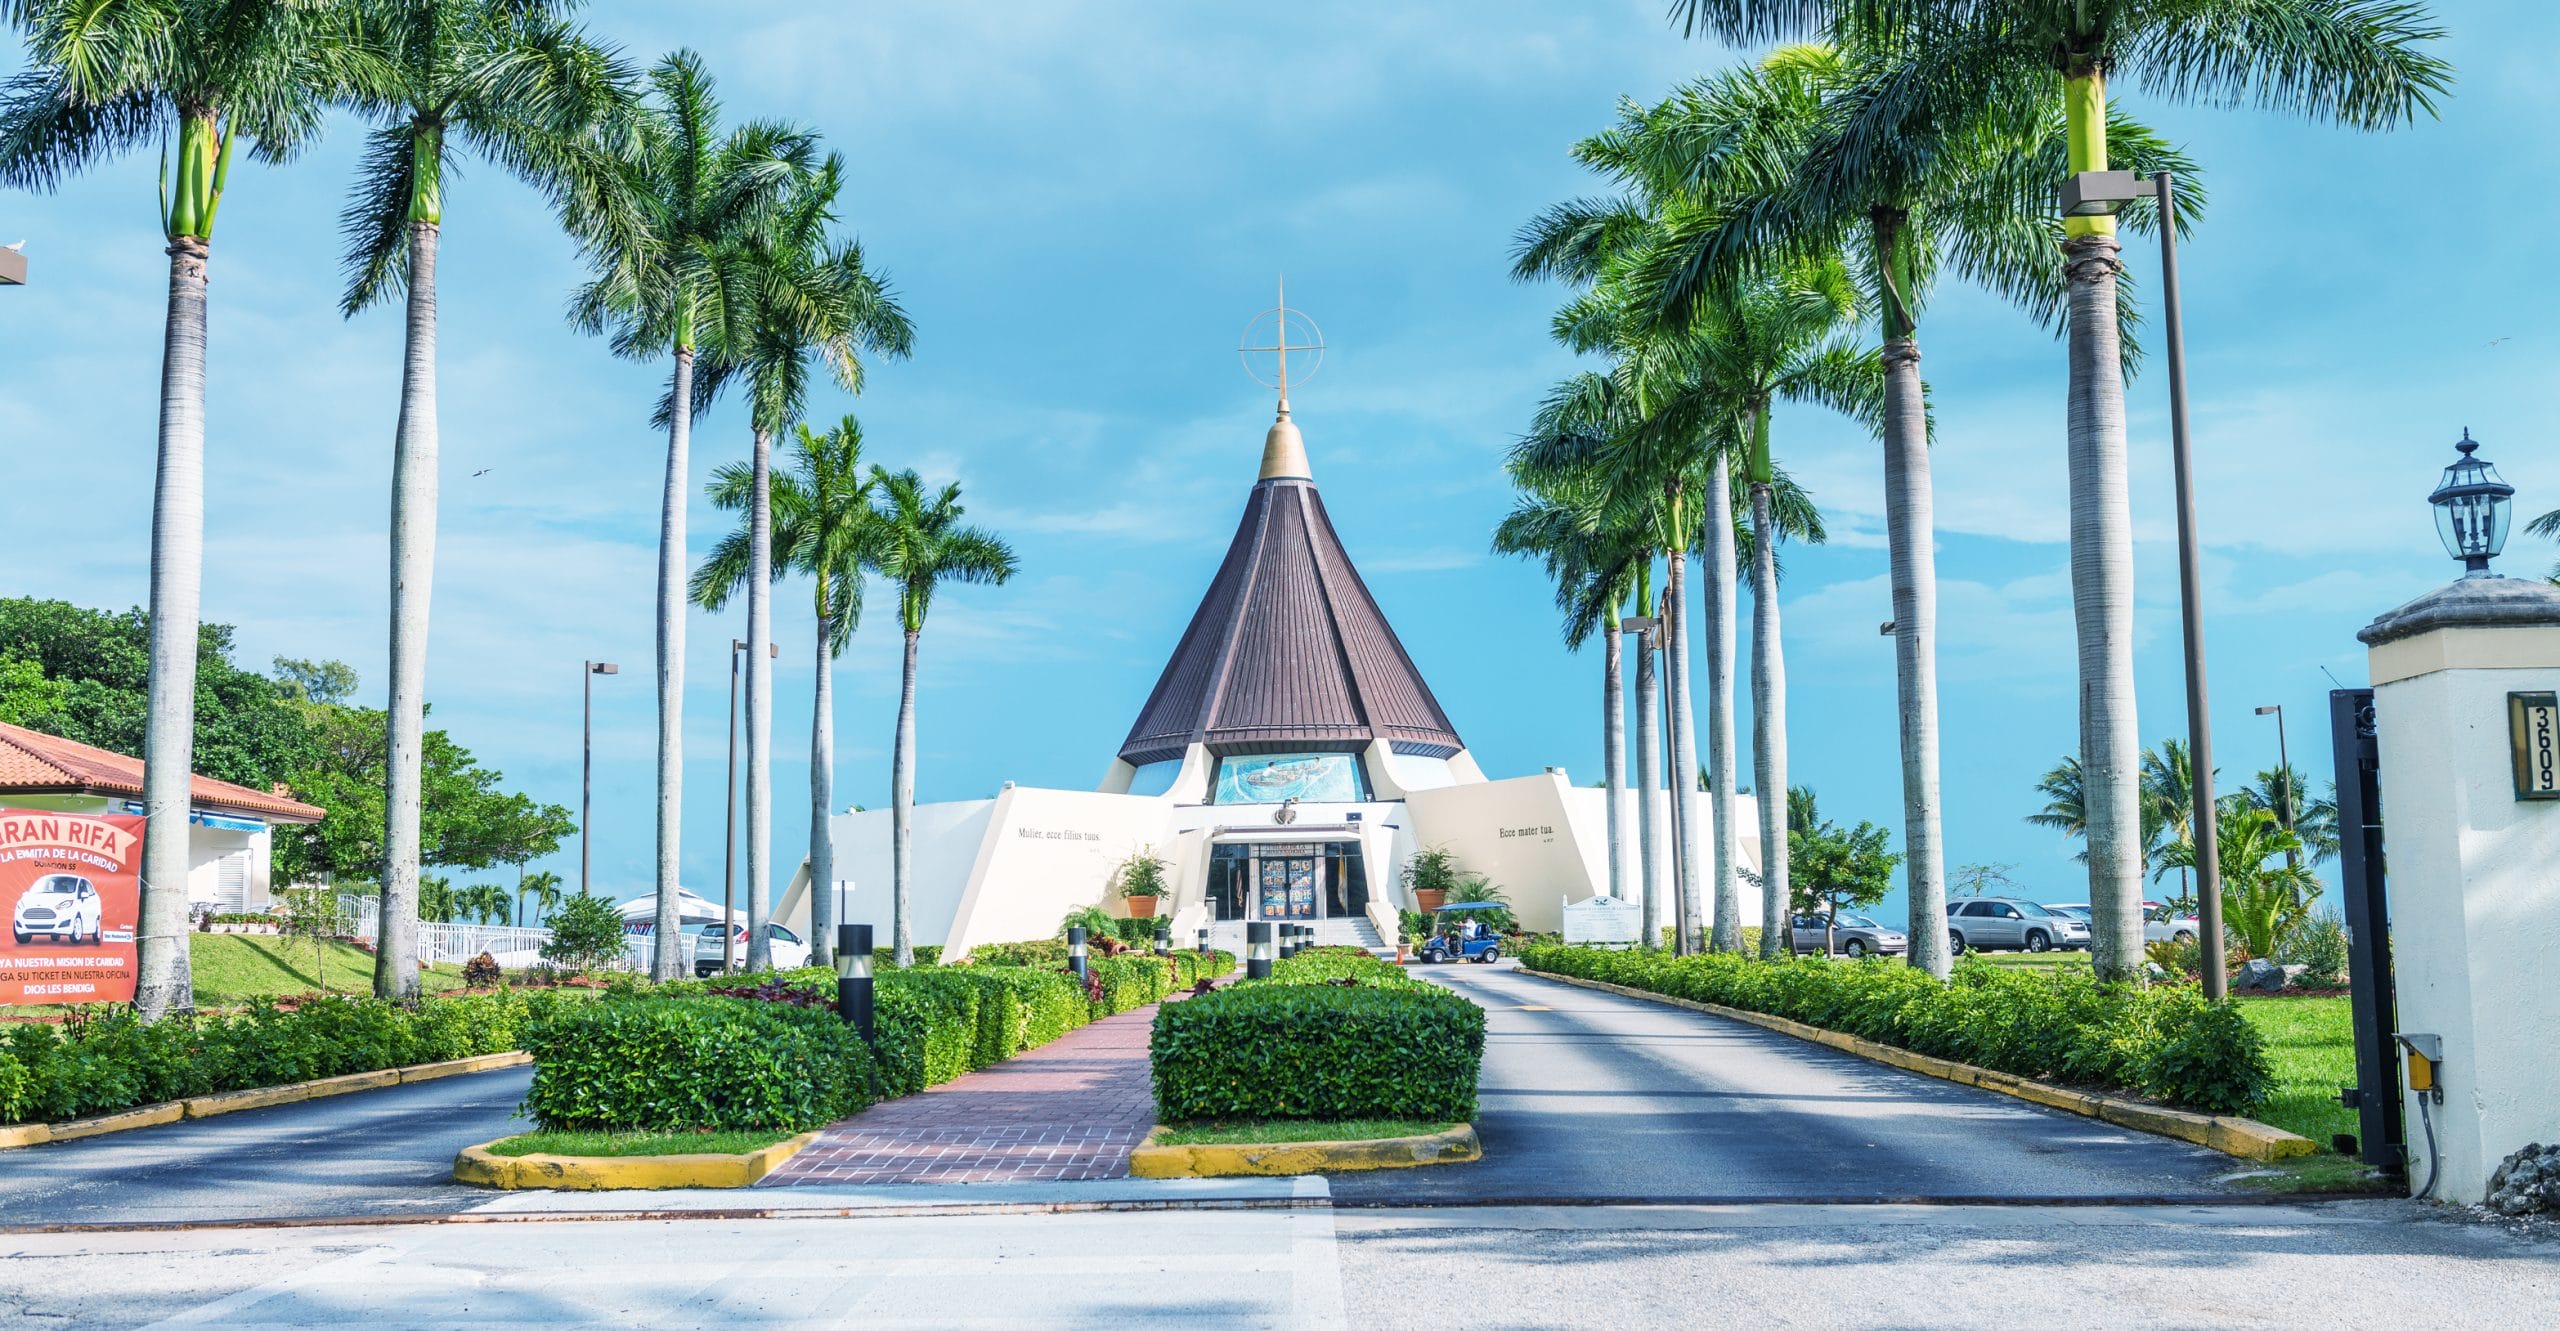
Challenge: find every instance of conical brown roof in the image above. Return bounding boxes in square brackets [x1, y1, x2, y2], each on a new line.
[1119, 420, 1463, 767]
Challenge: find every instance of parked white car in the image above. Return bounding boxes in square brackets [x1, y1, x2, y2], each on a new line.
[687, 921, 810, 976]
[2049, 902, 2203, 944]
[13, 874, 102, 946]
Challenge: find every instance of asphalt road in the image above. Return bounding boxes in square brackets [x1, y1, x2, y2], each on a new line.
[7, 1199, 2557, 1328]
[0, 1065, 533, 1226]
[1328, 962, 2246, 1204]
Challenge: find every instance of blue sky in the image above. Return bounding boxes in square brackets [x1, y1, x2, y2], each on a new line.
[4, 1, 2555, 920]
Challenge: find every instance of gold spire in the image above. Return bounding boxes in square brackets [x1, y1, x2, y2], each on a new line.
[1243, 276, 1320, 481]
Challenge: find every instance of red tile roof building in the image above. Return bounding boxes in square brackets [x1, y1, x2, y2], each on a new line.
[0, 721, 324, 823]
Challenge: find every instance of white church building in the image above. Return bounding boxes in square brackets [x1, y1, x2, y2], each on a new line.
[779, 377, 1758, 957]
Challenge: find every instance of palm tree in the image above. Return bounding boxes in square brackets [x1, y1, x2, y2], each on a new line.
[694, 154, 912, 970]
[2141, 739, 2200, 898]
[1902, 0, 2446, 982]
[2238, 764, 2339, 869]
[868, 469, 1016, 968]
[336, 0, 631, 1001]
[1687, 264, 1868, 958]
[570, 51, 816, 981]
[456, 884, 511, 925]
[515, 869, 564, 927]
[1634, 29, 2204, 978]
[2529, 509, 2560, 582]
[2157, 807, 2321, 959]
[1492, 456, 1651, 907]
[695, 416, 878, 970]
[2, 0, 358, 1019]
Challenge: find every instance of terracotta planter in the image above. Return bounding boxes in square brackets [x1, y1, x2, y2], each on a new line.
[1125, 895, 1158, 919]
[1413, 889, 1448, 913]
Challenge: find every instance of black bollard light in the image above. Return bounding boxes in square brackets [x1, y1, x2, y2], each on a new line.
[1196, 927, 1211, 958]
[1068, 925, 1089, 982]
[1153, 924, 1171, 957]
[1246, 921, 1273, 979]
[835, 923, 875, 1042]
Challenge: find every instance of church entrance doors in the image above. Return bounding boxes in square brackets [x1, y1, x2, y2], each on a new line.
[1256, 852, 1320, 919]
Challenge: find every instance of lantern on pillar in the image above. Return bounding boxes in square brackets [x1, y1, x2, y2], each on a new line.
[2430, 429, 2516, 578]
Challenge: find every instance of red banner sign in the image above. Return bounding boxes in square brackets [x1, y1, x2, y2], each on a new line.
[1, 808, 144, 1005]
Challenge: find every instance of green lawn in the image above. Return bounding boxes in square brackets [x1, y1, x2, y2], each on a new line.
[485, 1128, 796, 1158]
[189, 933, 471, 1007]
[1154, 1118, 1458, 1146]
[2235, 994, 2356, 1148]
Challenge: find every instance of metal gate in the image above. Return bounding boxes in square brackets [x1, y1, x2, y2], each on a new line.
[2329, 687, 2403, 1173]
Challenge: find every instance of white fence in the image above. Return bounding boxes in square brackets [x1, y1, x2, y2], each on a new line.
[334, 896, 704, 973]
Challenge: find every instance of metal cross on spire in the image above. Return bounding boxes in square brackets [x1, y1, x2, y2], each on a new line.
[1238, 277, 1324, 413]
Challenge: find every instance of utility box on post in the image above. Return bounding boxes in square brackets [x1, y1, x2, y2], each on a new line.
[2358, 574, 2560, 1203]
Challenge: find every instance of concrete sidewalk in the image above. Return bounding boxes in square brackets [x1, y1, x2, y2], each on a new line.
[760, 1000, 1165, 1186]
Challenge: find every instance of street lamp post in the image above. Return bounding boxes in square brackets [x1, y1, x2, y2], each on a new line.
[581, 661, 619, 897]
[2255, 704, 2298, 871]
[2060, 168, 2225, 997]
[721, 638, 777, 975]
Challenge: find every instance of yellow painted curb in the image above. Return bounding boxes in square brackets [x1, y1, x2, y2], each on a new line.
[1532, 970, 2315, 1162]
[1129, 1123, 1481, 1178]
[183, 1069, 400, 1119]
[49, 1101, 185, 1142]
[452, 1131, 822, 1190]
[399, 1051, 532, 1084]
[3, 1050, 535, 1151]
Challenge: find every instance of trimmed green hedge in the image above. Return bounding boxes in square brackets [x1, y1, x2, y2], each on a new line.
[1, 991, 561, 1126]
[1519, 944, 2272, 1115]
[511, 938, 1242, 1135]
[1151, 979, 1484, 1122]
[522, 998, 879, 1132]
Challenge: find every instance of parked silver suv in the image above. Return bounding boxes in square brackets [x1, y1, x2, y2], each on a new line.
[1943, 897, 2091, 954]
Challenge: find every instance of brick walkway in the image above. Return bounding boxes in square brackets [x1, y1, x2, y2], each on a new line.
[759, 1001, 1163, 1186]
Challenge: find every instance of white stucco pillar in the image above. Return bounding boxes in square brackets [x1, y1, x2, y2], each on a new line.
[2359, 575, 2560, 1204]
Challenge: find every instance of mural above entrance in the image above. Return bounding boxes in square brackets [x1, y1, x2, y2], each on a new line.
[1213, 752, 1367, 805]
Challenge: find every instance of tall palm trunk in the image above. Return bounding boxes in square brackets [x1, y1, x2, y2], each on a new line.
[649, 342, 692, 980]
[1602, 607, 1629, 900]
[1705, 453, 1741, 953]
[377, 219, 438, 1000]
[2063, 64, 2143, 980]
[1876, 210, 1951, 978]
[891, 627, 919, 967]
[136, 238, 211, 1021]
[744, 424, 774, 971]
[1634, 619, 1662, 948]
[808, 601, 836, 970]
[1749, 471, 1788, 960]
[1666, 547, 1705, 955]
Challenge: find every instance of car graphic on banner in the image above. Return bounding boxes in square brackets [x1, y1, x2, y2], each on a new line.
[0, 808, 145, 1005]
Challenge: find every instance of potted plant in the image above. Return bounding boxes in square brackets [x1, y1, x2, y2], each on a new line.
[1402, 845, 1462, 915]
[1118, 847, 1168, 919]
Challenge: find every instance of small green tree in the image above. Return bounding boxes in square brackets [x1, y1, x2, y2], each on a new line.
[275, 885, 352, 994]
[1788, 806, 1901, 957]
[539, 893, 628, 974]
[1948, 862, 2020, 899]
[2157, 808, 2321, 960]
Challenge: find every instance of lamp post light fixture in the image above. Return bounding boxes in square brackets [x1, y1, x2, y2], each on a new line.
[2058, 166, 2226, 996]
[1068, 926, 1089, 982]
[2429, 429, 2515, 577]
[1197, 927, 1211, 958]
[1153, 924, 1171, 957]
[835, 923, 875, 1041]
[580, 661, 619, 897]
[1246, 921, 1274, 979]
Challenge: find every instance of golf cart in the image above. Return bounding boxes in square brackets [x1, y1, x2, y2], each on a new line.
[1415, 902, 1506, 964]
